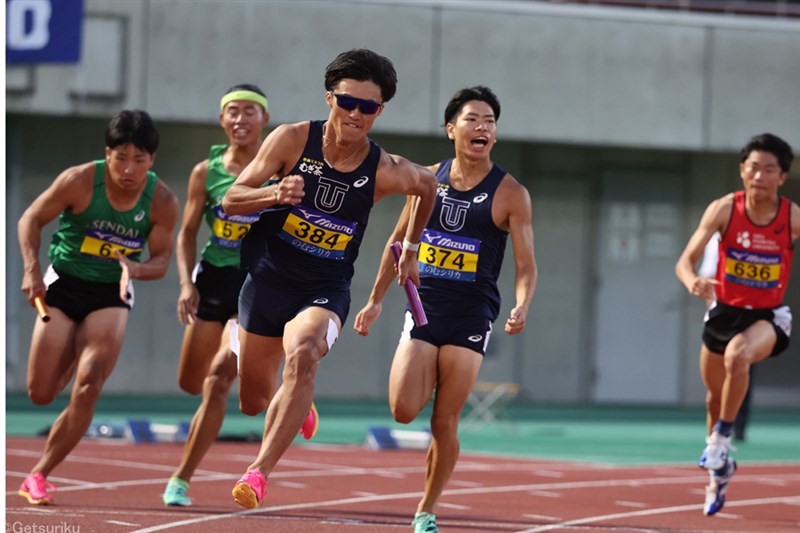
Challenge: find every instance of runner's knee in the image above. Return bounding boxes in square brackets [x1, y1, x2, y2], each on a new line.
[28, 383, 58, 406]
[430, 412, 460, 438]
[723, 338, 750, 376]
[203, 368, 234, 401]
[705, 390, 720, 412]
[178, 372, 204, 396]
[72, 379, 103, 408]
[391, 400, 423, 424]
[239, 396, 266, 417]
[283, 342, 322, 386]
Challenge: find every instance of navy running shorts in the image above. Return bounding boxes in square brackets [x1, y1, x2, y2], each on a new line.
[703, 302, 791, 357]
[399, 311, 493, 356]
[238, 272, 350, 337]
[193, 261, 247, 324]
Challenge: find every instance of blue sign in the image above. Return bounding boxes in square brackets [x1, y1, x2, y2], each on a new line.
[6, 0, 83, 64]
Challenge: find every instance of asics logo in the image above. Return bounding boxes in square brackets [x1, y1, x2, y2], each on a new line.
[134, 210, 146, 222]
[353, 176, 370, 188]
[313, 298, 329, 304]
[473, 193, 488, 203]
[468, 335, 483, 342]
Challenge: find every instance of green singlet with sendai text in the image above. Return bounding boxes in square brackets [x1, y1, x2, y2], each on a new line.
[48, 160, 157, 283]
[201, 144, 260, 267]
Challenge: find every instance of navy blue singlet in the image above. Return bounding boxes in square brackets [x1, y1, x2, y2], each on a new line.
[241, 120, 379, 287]
[417, 159, 509, 320]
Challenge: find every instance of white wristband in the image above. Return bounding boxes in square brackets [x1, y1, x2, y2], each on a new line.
[402, 238, 420, 252]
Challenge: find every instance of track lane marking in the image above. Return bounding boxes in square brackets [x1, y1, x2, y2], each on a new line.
[122, 473, 800, 532]
[514, 496, 800, 532]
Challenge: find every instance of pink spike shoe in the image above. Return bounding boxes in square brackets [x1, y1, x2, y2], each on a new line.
[19, 472, 55, 505]
[299, 402, 319, 440]
[232, 469, 267, 509]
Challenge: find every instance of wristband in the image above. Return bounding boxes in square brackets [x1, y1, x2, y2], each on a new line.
[402, 238, 420, 252]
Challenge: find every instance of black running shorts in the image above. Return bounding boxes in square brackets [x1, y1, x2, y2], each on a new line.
[238, 272, 350, 337]
[703, 302, 791, 357]
[193, 261, 247, 324]
[44, 266, 131, 322]
[399, 311, 493, 356]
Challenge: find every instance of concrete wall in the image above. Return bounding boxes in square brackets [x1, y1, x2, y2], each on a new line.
[8, 114, 799, 406]
[6, 0, 799, 405]
[7, 1, 799, 149]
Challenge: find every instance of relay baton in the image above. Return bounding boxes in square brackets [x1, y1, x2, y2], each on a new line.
[390, 241, 428, 326]
[34, 295, 51, 323]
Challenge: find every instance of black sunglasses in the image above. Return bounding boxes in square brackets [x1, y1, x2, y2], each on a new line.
[330, 92, 383, 115]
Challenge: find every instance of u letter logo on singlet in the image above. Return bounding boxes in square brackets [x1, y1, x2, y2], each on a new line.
[439, 197, 471, 231]
[315, 176, 350, 214]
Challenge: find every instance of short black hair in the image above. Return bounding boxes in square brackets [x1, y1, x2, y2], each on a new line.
[324, 49, 397, 103]
[740, 133, 794, 173]
[443, 86, 501, 125]
[105, 109, 159, 155]
[224, 83, 266, 97]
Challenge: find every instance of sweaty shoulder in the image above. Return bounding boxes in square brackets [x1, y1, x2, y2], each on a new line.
[56, 162, 98, 212]
[493, 172, 531, 230]
[191, 159, 210, 178]
[496, 172, 530, 207]
[264, 121, 310, 174]
[375, 149, 413, 196]
[271, 121, 310, 148]
[708, 193, 735, 232]
[152, 179, 180, 220]
[60, 161, 96, 188]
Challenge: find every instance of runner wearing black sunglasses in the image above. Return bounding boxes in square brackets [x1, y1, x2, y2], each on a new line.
[222, 48, 437, 511]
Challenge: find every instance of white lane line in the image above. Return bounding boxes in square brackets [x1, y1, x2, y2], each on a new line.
[528, 491, 562, 498]
[514, 496, 800, 533]
[274, 480, 308, 489]
[523, 514, 560, 522]
[615, 500, 648, 508]
[125, 474, 800, 533]
[437, 502, 471, 510]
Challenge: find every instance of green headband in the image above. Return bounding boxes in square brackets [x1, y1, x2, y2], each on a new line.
[220, 90, 268, 112]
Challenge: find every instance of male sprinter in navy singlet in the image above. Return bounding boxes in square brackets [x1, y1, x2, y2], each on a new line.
[354, 86, 537, 533]
[222, 49, 437, 509]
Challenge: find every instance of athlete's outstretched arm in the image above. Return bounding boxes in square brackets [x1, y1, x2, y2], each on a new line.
[222, 124, 305, 215]
[353, 196, 414, 336]
[375, 155, 437, 287]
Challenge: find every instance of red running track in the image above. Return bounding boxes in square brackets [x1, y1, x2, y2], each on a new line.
[6, 437, 800, 532]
